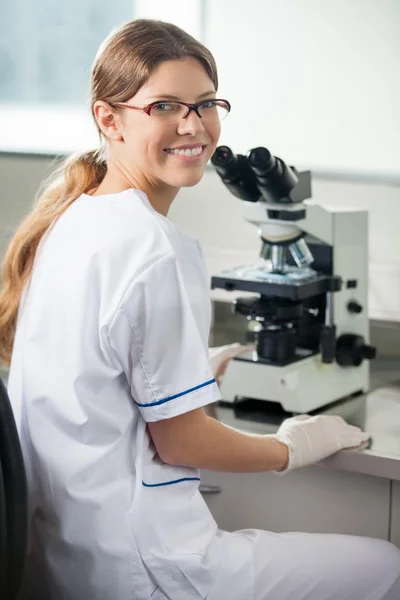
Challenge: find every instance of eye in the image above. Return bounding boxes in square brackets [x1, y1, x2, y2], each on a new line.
[152, 102, 178, 113]
[200, 100, 217, 110]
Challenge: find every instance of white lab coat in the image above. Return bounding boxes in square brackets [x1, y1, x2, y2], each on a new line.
[9, 189, 400, 600]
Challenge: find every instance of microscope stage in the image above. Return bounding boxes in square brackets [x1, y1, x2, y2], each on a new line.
[234, 348, 317, 368]
[211, 265, 331, 301]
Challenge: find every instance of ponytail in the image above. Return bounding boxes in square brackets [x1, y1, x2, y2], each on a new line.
[0, 147, 107, 365]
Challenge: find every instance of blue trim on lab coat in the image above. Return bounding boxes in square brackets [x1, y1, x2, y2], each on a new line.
[135, 378, 216, 407]
[142, 477, 201, 487]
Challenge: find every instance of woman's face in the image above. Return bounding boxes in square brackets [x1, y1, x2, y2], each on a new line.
[114, 57, 221, 189]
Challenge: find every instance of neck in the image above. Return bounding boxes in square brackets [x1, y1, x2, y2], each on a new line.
[90, 160, 179, 217]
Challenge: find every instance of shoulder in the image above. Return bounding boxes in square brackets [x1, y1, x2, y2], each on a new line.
[43, 188, 207, 318]
[58, 188, 175, 273]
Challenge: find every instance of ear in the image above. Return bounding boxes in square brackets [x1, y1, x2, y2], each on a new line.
[93, 101, 124, 142]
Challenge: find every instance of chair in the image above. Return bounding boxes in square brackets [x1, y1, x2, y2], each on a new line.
[0, 450, 7, 592]
[0, 377, 28, 599]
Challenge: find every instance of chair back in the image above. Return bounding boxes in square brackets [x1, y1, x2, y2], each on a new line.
[0, 377, 28, 599]
[0, 453, 7, 592]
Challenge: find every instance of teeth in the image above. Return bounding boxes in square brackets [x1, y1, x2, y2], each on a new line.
[165, 146, 203, 157]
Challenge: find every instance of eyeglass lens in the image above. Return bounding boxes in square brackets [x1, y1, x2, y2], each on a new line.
[150, 100, 229, 123]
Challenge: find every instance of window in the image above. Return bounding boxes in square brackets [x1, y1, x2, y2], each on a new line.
[0, 0, 203, 154]
[0, 0, 134, 106]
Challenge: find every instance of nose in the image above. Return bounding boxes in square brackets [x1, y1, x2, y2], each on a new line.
[176, 110, 206, 136]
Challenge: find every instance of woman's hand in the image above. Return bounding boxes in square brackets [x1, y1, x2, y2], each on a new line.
[209, 343, 255, 384]
[274, 414, 371, 472]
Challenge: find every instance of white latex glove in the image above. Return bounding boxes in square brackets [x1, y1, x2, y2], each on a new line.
[274, 414, 370, 472]
[209, 343, 255, 384]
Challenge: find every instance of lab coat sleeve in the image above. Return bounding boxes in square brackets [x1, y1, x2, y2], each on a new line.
[108, 252, 221, 422]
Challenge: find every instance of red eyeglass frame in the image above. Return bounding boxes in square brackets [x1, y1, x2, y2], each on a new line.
[110, 99, 231, 119]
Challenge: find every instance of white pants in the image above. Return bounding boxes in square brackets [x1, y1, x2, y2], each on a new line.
[19, 528, 400, 600]
[206, 529, 400, 600]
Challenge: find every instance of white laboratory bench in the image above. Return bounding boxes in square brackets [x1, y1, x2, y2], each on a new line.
[201, 384, 400, 546]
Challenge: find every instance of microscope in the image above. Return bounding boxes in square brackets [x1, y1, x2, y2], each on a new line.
[210, 146, 376, 413]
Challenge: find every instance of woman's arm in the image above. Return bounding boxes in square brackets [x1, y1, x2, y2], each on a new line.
[147, 408, 289, 473]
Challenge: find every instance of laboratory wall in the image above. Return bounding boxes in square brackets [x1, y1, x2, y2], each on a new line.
[205, 0, 400, 178]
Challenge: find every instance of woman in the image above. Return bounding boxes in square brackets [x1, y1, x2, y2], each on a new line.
[1, 19, 399, 600]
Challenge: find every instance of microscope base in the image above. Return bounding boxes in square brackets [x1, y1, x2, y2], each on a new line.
[219, 353, 369, 413]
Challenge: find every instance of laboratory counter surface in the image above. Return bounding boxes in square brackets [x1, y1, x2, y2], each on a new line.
[201, 356, 400, 544]
[208, 380, 400, 482]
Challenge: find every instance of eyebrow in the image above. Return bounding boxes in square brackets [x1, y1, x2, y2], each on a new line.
[149, 91, 217, 102]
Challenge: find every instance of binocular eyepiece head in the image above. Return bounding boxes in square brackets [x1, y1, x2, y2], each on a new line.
[211, 145, 304, 204]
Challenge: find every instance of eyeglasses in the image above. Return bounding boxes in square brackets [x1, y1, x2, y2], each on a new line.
[111, 99, 231, 124]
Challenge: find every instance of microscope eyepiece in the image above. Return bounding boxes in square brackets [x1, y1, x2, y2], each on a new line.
[211, 145, 234, 167]
[211, 145, 260, 202]
[248, 146, 298, 203]
[211, 146, 238, 180]
[211, 146, 240, 182]
[248, 147, 275, 174]
[248, 147, 284, 180]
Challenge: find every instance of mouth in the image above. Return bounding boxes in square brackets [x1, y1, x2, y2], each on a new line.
[163, 144, 206, 158]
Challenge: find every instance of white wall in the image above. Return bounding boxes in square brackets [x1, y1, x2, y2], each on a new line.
[206, 0, 400, 178]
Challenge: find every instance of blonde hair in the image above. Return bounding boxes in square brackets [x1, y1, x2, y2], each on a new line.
[0, 19, 218, 365]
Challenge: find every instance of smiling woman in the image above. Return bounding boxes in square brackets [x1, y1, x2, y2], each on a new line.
[0, 18, 230, 600]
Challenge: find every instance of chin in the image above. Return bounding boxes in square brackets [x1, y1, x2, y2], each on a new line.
[173, 169, 206, 188]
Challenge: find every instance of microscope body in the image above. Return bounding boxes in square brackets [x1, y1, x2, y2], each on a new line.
[211, 146, 375, 413]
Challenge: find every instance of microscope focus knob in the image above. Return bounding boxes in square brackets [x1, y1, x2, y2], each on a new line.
[336, 334, 377, 367]
[347, 300, 363, 314]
